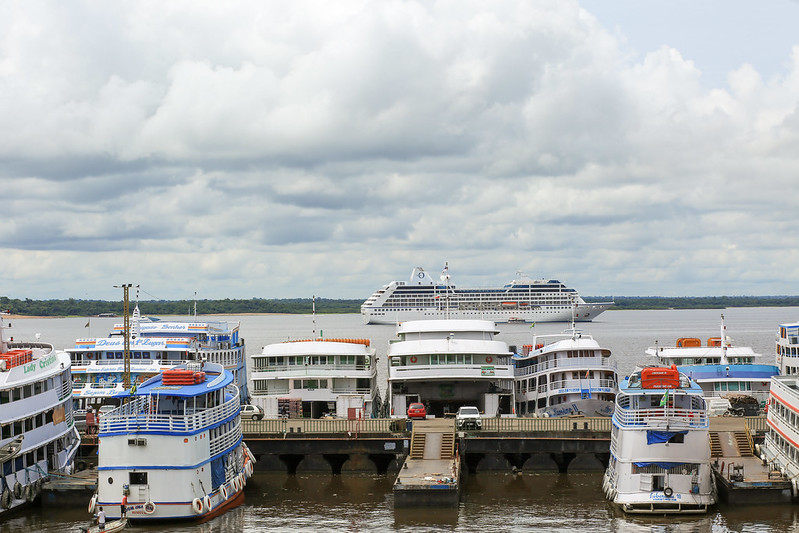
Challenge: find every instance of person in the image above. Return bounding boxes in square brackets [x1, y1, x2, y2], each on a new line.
[120, 493, 127, 518]
[95, 505, 106, 532]
[86, 408, 96, 436]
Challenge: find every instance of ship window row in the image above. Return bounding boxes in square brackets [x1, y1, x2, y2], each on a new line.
[671, 357, 753, 365]
[252, 355, 366, 371]
[206, 350, 240, 367]
[771, 397, 799, 428]
[768, 430, 799, 463]
[0, 373, 64, 405]
[1, 438, 67, 478]
[0, 405, 64, 439]
[785, 366, 799, 375]
[71, 351, 165, 361]
[779, 346, 799, 356]
[712, 382, 752, 392]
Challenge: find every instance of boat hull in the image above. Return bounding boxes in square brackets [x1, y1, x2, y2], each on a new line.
[363, 303, 612, 325]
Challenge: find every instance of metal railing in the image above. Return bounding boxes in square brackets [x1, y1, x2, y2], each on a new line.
[613, 405, 708, 428]
[99, 385, 240, 434]
[251, 364, 372, 373]
[515, 358, 615, 377]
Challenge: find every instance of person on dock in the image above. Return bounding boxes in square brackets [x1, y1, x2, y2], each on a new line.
[120, 493, 127, 518]
[95, 505, 106, 531]
[86, 407, 97, 436]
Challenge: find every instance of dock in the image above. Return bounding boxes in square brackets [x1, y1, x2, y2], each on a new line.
[709, 417, 793, 504]
[393, 419, 460, 507]
[40, 468, 97, 506]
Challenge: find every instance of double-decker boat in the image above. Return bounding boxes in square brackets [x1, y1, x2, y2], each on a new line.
[361, 265, 613, 324]
[647, 315, 778, 411]
[0, 312, 80, 515]
[513, 325, 618, 417]
[387, 319, 515, 418]
[250, 338, 378, 419]
[602, 366, 715, 513]
[89, 361, 253, 522]
[68, 305, 249, 412]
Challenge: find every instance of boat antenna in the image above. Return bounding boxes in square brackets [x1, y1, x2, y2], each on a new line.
[312, 295, 317, 338]
[440, 262, 450, 320]
[194, 291, 197, 319]
[0, 309, 9, 353]
[720, 313, 728, 365]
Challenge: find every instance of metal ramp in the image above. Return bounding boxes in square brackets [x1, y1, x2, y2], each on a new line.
[394, 419, 460, 507]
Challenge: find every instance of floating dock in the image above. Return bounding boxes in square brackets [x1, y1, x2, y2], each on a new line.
[40, 468, 97, 506]
[393, 419, 460, 507]
[709, 417, 792, 504]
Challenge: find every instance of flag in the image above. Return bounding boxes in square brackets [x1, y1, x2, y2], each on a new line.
[84, 321, 90, 328]
[660, 389, 669, 407]
[530, 322, 535, 328]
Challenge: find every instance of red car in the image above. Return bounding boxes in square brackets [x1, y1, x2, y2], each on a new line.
[407, 403, 427, 420]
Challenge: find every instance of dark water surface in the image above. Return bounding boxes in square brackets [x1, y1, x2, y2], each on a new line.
[4, 308, 799, 531]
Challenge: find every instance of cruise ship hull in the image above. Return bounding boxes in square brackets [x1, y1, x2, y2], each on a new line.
[363, 302, 612, 325]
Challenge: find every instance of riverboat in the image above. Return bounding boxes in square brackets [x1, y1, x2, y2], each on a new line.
[89, 361, 254, 522]
[68, 304, 249, 412]
[361, 264, 613, 324]
[602, 365, 715, 513]
[513, 325, 618, 417]
[249, 338, 378, 419]
[0, 312, 81, 515]
[646, 315, 778, 411]
[387, 319, 515, 418]
[776, 321, 799, 375]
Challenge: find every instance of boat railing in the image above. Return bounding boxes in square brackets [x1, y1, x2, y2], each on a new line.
[613, 404, 708, 428]
[99, 385, 241, 434]
[251, 363, 373, 373]
[514, 357, 615, 377]
[209, 419, 242, 457]
[330, 386, 373, 394]
[58, 378, 73, 401]
[546, 378, 616, 392]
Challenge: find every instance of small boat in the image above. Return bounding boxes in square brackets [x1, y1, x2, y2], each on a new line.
[79, 517, 127, 533]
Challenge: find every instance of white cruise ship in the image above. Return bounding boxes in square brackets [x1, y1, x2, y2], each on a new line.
[361, 265, 612, 325]
[513, 326, 618, 417]
[249, 338, 377, 419]
[68, 305, 249, 411]
[0, 313, 81, 515]
[91, 362, 252, 522]
[387, 319, 515, 418]
[603, 366, 715, 513]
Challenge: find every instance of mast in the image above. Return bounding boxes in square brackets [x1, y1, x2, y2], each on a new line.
[0, 310, 9, 353]
[441, 262, 450, 319]
[720, 313, 728, 365]
[115, 283, 137, 391]
[312, 295, 317, 338]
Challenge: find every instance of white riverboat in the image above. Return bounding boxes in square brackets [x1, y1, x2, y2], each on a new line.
[646, 315, 778, 411]
[603, 365, 715, 513]
[90, 361, 254, 522]
[387, 319, 515, 418]
[68, 305, 249, 411]
[0, 312, 81, 514]
[249, 338, 378, 419]
[759, 323, 799, 495]
[513, 326, 618, 417]
[361, 265, 613, 325]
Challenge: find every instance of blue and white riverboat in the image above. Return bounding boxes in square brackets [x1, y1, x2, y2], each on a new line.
[603, 365, 715, 513]
[68, 305, 249, 411]
[89, 361, 254, 522]
[0, 312, 80, 515]
[647, 315, 778, 411]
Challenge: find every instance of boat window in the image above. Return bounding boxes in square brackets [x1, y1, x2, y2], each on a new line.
[130, 472, 148, 485]
[728, 382, 740, 391]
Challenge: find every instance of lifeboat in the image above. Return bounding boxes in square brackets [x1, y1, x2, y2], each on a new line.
[641, 366, 680, 389]
[676, 337, 701, 347]
[707, 337, 721, 347]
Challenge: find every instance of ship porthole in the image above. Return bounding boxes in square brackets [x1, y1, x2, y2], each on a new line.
[663, 487, 673, 497]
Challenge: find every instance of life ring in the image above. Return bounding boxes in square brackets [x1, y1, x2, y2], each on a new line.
[192, 497, 203, 514]
[409, 356, 417, 364]
[1, 489, 12, 509]
[203, 495, 212, 512]
[88, 493, 98, 513]
[13, 482, 22, 500]
[144, 501, 156, 514]
[232, 476, 240, 492]
[485, 356, 493, 364]
[663, 487, 674, 498]
[220, 484, 228, 500]
[240, 473, 247, 488]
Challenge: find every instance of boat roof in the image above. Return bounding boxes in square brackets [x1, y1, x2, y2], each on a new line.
[677, 364, 780, 380]
[259, 340, 371, 357]
[134, 366, 233, 398]
[389, 339, 512, 356]
[396, 319, 500, 335]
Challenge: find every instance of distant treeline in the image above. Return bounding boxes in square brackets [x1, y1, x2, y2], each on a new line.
[2, 295, 798, 318]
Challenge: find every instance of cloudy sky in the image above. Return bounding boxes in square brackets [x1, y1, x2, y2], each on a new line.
[2, 1, 799, 302]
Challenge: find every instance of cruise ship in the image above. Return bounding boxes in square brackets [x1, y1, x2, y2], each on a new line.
[361, 265, 613, 325]
[68, 305, 250, 412]
[1, 312, 81, 515]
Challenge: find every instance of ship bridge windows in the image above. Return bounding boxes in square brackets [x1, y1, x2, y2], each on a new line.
[430, 354, 474, 365]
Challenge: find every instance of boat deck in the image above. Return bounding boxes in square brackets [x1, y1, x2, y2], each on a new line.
[394, 419, 460, 506]
[709, 417, 793, 504]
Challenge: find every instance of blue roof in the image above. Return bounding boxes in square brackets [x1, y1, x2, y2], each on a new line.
[134, 370, 234, 398]
[677, 364, 779, 380]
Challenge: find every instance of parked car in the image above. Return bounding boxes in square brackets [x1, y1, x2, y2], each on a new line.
[455, 406, 482, 430]
[241, 404, 264, 420]
[407, 403, 427, 420]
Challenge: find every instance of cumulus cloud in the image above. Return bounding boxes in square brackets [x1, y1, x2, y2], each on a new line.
[1, 0, 798, 300]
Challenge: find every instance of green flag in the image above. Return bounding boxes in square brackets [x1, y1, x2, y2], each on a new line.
[660, 389, 669, 407]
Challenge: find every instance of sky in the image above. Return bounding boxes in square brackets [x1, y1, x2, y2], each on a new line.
[2, 0, 799, 302]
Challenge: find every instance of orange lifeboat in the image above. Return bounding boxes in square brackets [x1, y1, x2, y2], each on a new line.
[676, 337, 701, 347]
[707, 337, 721, 347]
[641, 366, 680, 389]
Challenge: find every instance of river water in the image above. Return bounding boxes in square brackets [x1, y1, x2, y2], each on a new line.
[3, 307, 799, 532]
